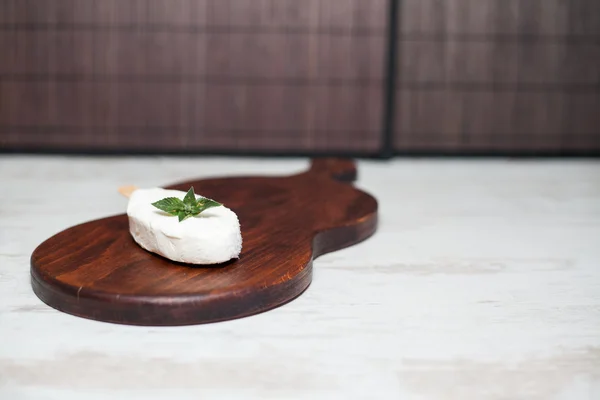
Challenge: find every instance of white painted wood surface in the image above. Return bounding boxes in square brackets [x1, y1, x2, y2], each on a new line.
[1, 156, 599, 400]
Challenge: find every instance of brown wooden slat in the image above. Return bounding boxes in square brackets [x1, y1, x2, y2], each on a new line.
[567, 0, 600, 36]
[400, 0, 447, 34]
[398, 40, 599, 86]
[570, 93, 600, 137]
[395, 89, 465, 150]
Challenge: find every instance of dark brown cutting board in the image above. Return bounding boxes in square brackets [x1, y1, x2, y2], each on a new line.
[31, 159, 378, 326]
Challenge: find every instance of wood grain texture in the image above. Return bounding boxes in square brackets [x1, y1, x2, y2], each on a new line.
[30, 158, 378, 326]
[2, 0, 597, 154]
[0, 0, 386, 153]
[395, 0, 600, 153]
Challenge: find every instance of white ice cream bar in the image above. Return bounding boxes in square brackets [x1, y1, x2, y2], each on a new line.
[127, 188, 242, 265]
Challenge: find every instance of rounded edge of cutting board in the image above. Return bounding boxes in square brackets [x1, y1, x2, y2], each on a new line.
[30, 253, 314, 326]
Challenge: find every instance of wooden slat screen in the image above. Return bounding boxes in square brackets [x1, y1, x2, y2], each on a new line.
[395, 0, 599, 152]
[0, 0, 387, 153]
[0, 0, 598, 155]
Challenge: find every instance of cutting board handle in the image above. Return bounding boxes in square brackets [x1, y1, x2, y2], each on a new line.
[307, 158, 357, 183]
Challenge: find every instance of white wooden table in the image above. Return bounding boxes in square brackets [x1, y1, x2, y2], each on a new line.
[1, 156, 599, 400]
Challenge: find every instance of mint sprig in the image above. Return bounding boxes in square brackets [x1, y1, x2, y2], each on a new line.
[151, 187, 222, 222]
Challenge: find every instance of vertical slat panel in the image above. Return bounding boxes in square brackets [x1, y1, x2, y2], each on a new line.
[2, 0, 596, 154]
[395, 0, 600, 153]
[567, 93, 600, 150]
[0, 0, 386, 154]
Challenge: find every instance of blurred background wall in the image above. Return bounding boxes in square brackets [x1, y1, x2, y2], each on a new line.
[0, 0, 598, 156]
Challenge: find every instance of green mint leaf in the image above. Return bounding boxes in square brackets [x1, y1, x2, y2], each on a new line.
[152, 197, 185, 214]
[183, 186, 197, 206]
[196, 198, 222, 214]
[151, 188, 222, 223]
[177, 211, 190, 222]
[189, 205, 202, 214]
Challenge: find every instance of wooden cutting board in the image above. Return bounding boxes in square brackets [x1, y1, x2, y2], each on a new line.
[30, 158, 378, 326]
